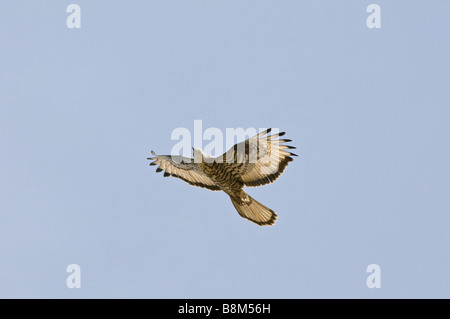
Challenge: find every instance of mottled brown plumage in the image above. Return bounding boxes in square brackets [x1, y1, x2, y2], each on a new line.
[147, 129, 297, 226]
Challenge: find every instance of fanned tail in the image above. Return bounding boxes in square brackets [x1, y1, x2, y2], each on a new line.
[230, 191, 277, 226]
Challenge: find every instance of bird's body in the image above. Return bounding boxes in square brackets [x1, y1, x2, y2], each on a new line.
[148, 129, 297, 226]
[198, 160, 243, 196]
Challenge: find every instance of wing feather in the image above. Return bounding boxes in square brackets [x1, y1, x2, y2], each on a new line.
[218, 129, 297, 187]
[147, 152, 220, 191]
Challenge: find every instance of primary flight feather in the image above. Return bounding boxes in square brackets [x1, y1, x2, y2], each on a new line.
[147, 128, 297, 226]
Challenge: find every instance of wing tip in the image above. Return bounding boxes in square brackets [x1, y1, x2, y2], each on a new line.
[148, 150, 157, 161]
[259, 128, 271, 136]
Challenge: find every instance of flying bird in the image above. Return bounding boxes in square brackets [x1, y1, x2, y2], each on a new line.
[147, 129, 297, 226]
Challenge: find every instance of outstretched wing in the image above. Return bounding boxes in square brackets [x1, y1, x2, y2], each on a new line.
[219, 129, 297, 187]
[147, 151, 220, 191]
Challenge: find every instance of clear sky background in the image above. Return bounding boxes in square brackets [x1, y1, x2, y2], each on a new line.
[1, 1, 449, 298]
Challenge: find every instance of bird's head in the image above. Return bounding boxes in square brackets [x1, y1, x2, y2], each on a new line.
[192, 147, 204, 163]
[192, 147, 214, 163]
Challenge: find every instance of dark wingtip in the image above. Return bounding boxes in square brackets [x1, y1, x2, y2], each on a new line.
[148, 150, 157, 160]
[290, 152, 299, 157]
[279, 131, 286, 137]
[149, 162, 157, 166]
[267, 128, 272, 133]
[156, 167, 163, 173]
[163, 172, 170, 177]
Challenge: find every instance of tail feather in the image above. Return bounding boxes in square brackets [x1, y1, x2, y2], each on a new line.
[230, 192, 278, 226]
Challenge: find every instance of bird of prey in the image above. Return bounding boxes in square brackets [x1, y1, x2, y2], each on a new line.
[147, 128, 297, 226]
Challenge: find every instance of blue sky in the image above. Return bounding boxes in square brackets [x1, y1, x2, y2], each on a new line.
[1, 1, 449, 298]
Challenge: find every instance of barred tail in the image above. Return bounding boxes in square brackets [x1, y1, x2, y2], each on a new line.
[230, 191, 278, 226]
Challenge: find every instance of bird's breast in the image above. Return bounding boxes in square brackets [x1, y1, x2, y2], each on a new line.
[199, 162, 243, 195]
